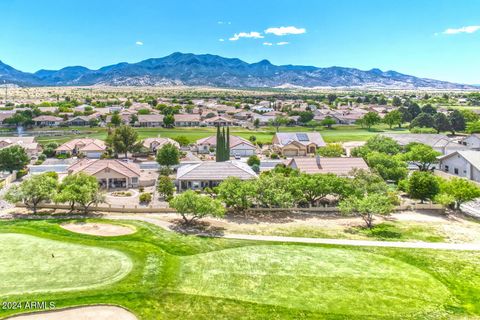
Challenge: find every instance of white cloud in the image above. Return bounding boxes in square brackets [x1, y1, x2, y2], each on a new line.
[263, 42, 273, 46]
[442, 25, 480, 35]
[135, 41, 144, 46]
[265, 26, 306, 36]
[219, 38, 225, 42]
[229, 31, 264, 41]
[276, 41, 289, 46]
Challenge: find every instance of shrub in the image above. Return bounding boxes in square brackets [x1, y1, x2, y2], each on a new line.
[139, 192, 152, 203]
[56, 153, 70, 159]
[247, 155, 260, 167]
[17, 169, 28, 179]
[270, 153, 279, 159]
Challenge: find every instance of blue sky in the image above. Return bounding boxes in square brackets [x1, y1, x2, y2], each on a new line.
[1, 0, 480, 84]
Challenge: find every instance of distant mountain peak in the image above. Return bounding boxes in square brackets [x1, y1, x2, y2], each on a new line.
[0, 52, 474, 89]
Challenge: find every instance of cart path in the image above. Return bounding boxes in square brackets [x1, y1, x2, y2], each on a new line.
[108, 215, 480, 251]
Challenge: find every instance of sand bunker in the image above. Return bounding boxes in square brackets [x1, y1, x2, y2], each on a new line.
[6, 306, 137, 320]
[61, 222, 135, 236]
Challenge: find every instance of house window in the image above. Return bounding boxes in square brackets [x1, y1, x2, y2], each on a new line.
[454, 168, 459, 174]
[444, 165, 449, 172]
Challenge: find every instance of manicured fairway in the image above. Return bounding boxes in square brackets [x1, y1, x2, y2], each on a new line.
[0, 219, 479, 319]
[176, 245, 450, 317]
[0, 233, 132, 295]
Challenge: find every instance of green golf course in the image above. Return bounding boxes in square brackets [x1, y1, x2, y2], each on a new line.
[0, 219, 479, 319]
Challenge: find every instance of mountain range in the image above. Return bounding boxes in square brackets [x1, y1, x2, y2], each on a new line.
[0, 52, 474, 89]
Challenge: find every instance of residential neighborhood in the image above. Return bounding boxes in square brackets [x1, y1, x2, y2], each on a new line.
[1, 1, 480, 318]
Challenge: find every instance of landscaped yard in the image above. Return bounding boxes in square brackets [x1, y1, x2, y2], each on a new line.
[0, 218, 479, 319]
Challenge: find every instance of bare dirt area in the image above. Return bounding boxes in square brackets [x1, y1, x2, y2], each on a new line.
[136, 210, 480, 244]
[61, 222, 135, 236]
[6, 306, 137, 320]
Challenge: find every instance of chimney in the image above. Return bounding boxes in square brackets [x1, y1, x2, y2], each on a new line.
[315, 155, 322, 168]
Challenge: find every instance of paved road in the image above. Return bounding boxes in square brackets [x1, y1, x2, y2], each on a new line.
[109, 215, 480, 251]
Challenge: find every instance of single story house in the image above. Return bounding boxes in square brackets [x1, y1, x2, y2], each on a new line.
[176, 160, 257, 191]
[381, 133, 468, 155]
[460, 134, 480, 150]
[272, 132, 326, 156]
[174, 114, 201, 127]
[252, 105, 274, 113]
[203, 116, 234, 127]
[143, 137, 180, 153]
[67, 159, 141, 189]
[0, 137, 41, 158]
[194, 135, 256, 157]
[437, 151, 480, 182]
[32, 115, 64, 127]
[56, 138, 107, 158]
[138, 114, 164, 127]
[287, 156, 369, 176]
[66, 116, 91, 126]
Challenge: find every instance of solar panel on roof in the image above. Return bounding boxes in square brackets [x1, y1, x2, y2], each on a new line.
[296, 133, 309, 141]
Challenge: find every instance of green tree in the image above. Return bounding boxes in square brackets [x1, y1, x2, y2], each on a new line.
[253, 173, 297, 208]
[247, 155, 260, 167]
[156, 143, 180, 170]
[449, 110, 466, 134]
[268, 115, 289, 132]
[163, 114, 175, 128]
[157, 175, 175, 201]
[217, 177, 256, 212]
[460, 109, 479, 123]
[169, 190, 226, 225]
[4, 173, 58, 213]
[109, 125, 142, 158]
[362, 112, 381, 130]
[410, 113, 434, 128]
[407, 103, 421, 119]
[55, 173, 104, 213]
[0, 145, 29, 173]
[320, 117, 336, 129]
[110, 112, 122, 127]
[392, 96, 402, 107]
[433, 113, 451, 133]
[421, 104, 437, 115]
[403, 144, 441, 171]
[317, 143, 344, 157]
[351, 135, 401, 157]
[349, 168, 389, 197]
[383, 110, 403, 129]
[173, 135, 190, 146]
[407, 171, 439, 203]
[298, 111, 314, 124]
[294, 173, 349, 206]
[339, 193, 394, 229]
[365, 152, 408, 182]
[441, 177, 480, 209]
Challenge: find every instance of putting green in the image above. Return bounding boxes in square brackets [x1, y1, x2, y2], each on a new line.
[0, 233, 132, 296]
[175, 245, 451, 317]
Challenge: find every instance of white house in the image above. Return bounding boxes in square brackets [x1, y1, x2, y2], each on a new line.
[461, 134, 480, 150]
[176, 161, 257, 191]
[438, 150, 480, 182]
[252, 105, 274, 113]
[195, 135, 256, 157]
